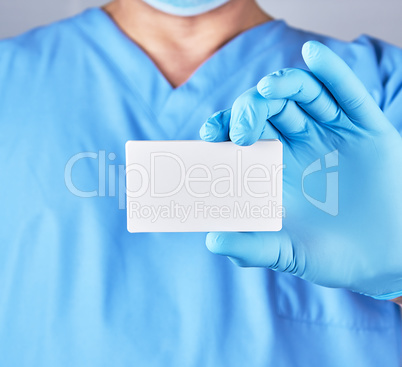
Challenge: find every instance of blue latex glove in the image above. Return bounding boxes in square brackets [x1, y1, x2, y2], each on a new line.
[199, 41, 402, 300]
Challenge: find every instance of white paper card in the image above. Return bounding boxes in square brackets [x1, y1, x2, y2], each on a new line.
[126, 140, 283, 233]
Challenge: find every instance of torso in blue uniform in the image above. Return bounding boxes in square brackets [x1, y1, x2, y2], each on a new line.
[0, 8, 401, 366]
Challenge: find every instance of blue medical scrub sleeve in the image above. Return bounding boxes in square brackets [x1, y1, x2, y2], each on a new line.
[0, 8, 401, 366]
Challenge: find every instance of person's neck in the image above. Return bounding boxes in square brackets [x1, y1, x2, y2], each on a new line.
[103, 0, 272, 88]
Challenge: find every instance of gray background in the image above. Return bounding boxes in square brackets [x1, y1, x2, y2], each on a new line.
[0, 0, 401, 47]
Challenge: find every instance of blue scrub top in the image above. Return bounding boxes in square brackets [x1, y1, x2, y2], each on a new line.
[0, 8, 401, 366]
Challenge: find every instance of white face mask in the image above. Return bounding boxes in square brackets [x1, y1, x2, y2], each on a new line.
[141, 0, 231, 16]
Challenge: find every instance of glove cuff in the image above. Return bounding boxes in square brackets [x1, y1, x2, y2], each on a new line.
[371, 290, 402, 301]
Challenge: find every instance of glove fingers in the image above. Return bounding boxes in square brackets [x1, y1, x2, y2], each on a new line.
[268, 99, 313, 137]
[229, 87, 286, 145]
[257, 68, 350, 129]
[201, 83, 321, 145]
[199, 108, 231, 142]
[205, 231, 301, 274]
[199, 98, 283, 144]
[301, 41, 384, 129]
[259, 121, 281, 140]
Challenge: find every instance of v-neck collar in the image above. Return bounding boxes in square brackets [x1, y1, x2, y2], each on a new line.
[74, 7, 286, 103]
[73, 8, 288, 138]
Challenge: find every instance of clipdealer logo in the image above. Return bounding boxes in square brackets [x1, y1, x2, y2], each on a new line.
[64, 150, 127, 209]
[126, 150, 284, 222]
[64, 149, 284, 219]
[63, 148, 339, 219]
[302, 150, 339, 216]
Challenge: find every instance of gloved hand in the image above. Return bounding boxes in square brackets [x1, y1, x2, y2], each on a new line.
[199, 41, 402, 300]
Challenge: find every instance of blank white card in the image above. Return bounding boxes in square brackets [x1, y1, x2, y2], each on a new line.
[126, 140, 283, 233]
